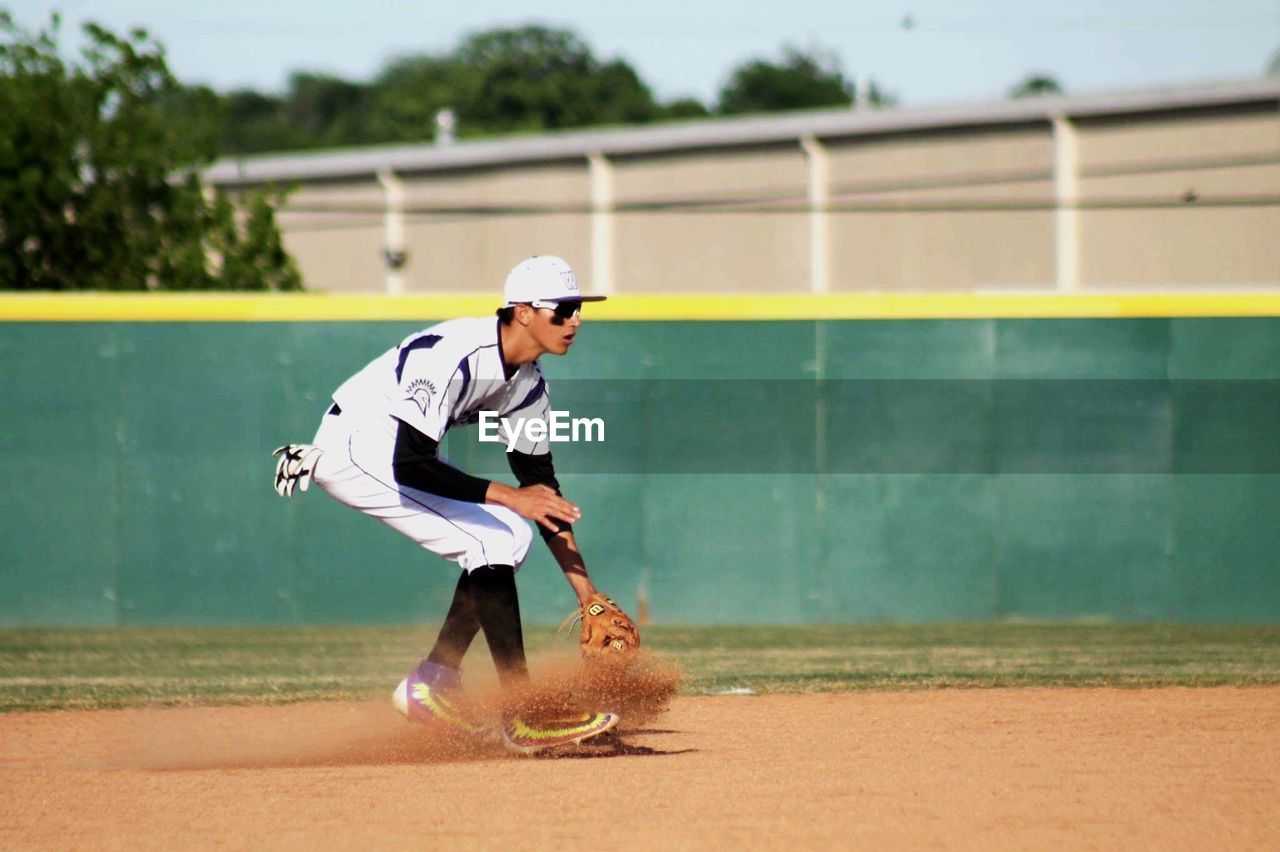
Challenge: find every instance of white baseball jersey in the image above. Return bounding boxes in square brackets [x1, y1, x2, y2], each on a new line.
[332, 317, 551, 451]
[309, 317, 551, 572]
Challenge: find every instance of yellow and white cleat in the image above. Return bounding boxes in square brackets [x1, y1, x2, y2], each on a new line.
[394, 661, 497, 742]
[500, 711, 620, 755]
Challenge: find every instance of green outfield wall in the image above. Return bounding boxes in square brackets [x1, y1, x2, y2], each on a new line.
[2, 299, 1279, 625]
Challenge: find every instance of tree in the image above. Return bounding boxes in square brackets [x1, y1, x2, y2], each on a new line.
[218, 88, 296, 154]
[212, 26, 665, 151]
[211, 74, 373, 155]
[587, 59, 661, 125]
[716, 46, 854, 115]
[156, 82, 222, 161]
[0, 13, 301, 290]
[1008, 74, 1064, 98]
[449, 26, 658, 134]
[152, 25, 718, 155]
[282, 72, 371, 146]
[660, 97, 712, 120]
[364, 54, 465, 144]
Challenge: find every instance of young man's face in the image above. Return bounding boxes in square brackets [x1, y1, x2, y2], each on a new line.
[525, 301, 583, 356]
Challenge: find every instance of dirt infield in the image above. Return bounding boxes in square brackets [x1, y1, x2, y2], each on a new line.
[2, 688, 1277, 849]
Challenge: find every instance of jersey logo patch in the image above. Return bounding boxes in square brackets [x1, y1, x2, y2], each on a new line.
[405, 379, 438, 416]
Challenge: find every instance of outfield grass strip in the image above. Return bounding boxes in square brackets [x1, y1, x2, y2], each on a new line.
[2, 624, 1277, 712]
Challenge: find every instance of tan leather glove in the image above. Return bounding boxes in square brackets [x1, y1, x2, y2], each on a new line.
[561, 593, 641, 660]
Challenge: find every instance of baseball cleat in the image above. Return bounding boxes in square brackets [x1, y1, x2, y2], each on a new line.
[394, 661, 497, 741]
[500, 711, 620, 755]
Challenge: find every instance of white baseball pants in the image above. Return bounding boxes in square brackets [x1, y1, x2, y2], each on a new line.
[310, 410, 533, 572]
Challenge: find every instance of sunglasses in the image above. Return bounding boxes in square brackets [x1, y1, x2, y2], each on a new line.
[529, 299, 583, 324]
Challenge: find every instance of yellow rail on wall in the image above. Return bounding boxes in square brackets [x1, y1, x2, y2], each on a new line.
[2, 292, 1280, 321]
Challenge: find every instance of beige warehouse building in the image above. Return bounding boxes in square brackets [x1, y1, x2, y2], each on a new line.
[204, 78, 1280, 295]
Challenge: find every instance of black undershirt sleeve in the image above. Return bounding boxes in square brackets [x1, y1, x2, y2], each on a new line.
[392, 419, 491, 504]
[507, 449, 574, 541]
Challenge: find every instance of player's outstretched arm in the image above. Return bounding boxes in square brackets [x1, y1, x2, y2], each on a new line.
[545, 530, 597, 606]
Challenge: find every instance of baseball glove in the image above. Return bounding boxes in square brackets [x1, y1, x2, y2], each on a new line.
[561, 593, 641, 660]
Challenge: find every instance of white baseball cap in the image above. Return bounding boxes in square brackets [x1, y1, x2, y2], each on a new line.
[503, 255, 607, 306]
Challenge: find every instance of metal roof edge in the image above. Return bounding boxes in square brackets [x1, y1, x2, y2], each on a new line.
[204, 77, 1280, 187]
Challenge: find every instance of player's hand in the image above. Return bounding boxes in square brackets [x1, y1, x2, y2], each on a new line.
[272, 444, 324, 497]
[504, 484, 581, 532]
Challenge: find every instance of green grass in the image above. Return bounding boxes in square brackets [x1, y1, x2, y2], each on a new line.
[1, 624, 1278, 712]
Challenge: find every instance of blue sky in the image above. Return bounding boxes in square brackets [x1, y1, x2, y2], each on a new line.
[10, 0, 1280, 105]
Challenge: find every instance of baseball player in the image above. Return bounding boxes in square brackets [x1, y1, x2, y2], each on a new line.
[272, 255, 621, 753]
